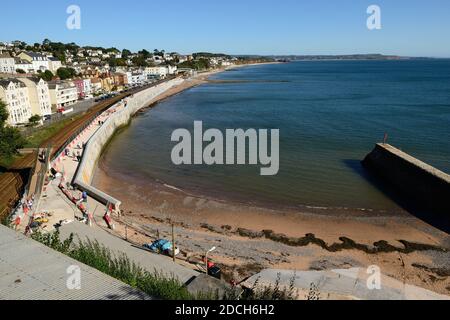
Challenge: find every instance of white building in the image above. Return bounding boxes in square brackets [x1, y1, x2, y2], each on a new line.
[83, 78, 92, 97]
[0, 78, 32, 125]
[167, 65, 177, 75]
[126, 72, 145, 86]
[19, 78, 52, 117]
[18, 51, 50, 72]
[145, 66, 169, 78]
[0, 52, 15, 74]
[221, 60, 233, 67]
[48, 81, 78, 110]
[14, 58, 34, 73]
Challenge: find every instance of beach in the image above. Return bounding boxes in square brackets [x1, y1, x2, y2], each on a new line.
[91, 62, 450, 295]
[93, 166, 450, 294]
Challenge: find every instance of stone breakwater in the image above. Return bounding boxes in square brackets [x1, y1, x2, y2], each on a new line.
[72, 78, 185, 209]
[362, 143, 450, 215]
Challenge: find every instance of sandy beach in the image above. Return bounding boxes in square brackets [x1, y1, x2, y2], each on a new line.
[92, 65, 450, 295]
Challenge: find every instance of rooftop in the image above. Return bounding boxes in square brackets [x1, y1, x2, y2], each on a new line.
[0, 51, 13, 59]
[21, 51, 47, 59]
[0, 78, 26, 89]
[0, 224, 150, 300]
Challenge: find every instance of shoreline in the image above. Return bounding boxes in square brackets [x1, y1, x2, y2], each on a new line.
[91, 63, 450, 295]
[93, 163, 450, 294]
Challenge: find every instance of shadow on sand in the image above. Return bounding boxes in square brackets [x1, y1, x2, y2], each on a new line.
[343, 159, 450, 235]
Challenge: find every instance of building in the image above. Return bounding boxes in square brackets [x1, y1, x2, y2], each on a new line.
[18, 77, 52, 117]
[48, 57, 63, 73]
[100, 75, 114, 92]
[126, 72, 145, 86]
[48, 80, 78, 110]
[90, 77, 102, 93]
[145, 66, 169, 78]
[83, 78, 92, 97]
[0, 78, 32, 125]
[14, 58, 34, 73]
[167, 65, 177, 75]
[0, 52, 15, 74]
[73, 79, 85, 99]
[112, 72, 128, 89]
[18, 51, 50, 72]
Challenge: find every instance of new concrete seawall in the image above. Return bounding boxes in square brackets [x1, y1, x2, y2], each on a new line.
[72, 78, 185, 209]
[362, 143, 450, 214]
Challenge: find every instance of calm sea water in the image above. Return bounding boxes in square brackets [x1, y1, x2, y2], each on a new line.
[99, 60, 450, 212]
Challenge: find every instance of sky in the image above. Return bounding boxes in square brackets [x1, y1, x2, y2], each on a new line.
[1, 0, 450, 57]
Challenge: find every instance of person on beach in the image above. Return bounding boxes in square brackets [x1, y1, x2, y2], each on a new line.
[82, 191, 88, 203]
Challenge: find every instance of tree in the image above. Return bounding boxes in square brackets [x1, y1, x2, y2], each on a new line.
[16, 69, 26, 74]
[28, 115, 42, 127]
[122, 49, 132, 59]
[108, 58, 127, 67]
[138, 49, 151, 59]
[0, 100, 8, 125]
[0, 100, 27, 161]
[132, 56, 148, 67]
[56, 67, 76, 80]
[39, 70, 54, 81]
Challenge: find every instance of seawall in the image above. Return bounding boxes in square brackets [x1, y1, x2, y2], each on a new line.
[362, 143, 450, 214]
[72, 78, 185, 209]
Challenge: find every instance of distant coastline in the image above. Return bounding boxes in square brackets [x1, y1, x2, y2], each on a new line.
[265, 54, 444, 61]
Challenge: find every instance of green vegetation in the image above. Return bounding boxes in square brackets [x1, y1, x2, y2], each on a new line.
[178, 58, 211, 71]
[38, 70, 54, 81]
[0, 100, 27, 167]
[108, 58, 127, 67]
[32, 231, 198, 300]
[31, 230, 300, 300]
[56, 67, 77, 80]
[193, 52, 231, 59]
[24, 114, 82, 148]
[241, 273, 299, 300]
[122, 49, 132, 59]
[16, 69, 26, 74]
[132, 56, 149, 67]
[28, 115, 42, 127]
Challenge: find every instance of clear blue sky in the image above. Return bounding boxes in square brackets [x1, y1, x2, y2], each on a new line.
[1, 0, 449, 57]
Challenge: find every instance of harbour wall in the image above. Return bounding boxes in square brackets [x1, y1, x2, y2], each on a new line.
[362, 143, 450, 214]
[72, 78, 185, 209]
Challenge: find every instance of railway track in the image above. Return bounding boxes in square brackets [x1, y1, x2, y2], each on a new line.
[0, 78, 174, 220]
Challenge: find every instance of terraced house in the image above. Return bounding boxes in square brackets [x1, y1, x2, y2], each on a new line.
[18, 78, 52, 118]
[18, 51, 50, 73]
[48, 80, 78, 110]
[0, 78, 32, 125]
[0, 52, 15, 73]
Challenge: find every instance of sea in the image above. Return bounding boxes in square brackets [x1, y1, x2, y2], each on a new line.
[97, 60, 450, 213]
